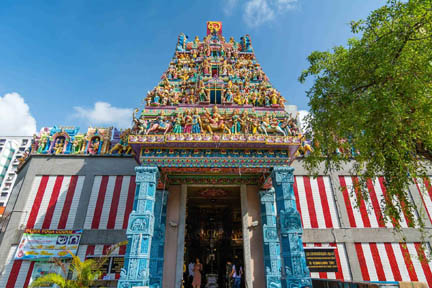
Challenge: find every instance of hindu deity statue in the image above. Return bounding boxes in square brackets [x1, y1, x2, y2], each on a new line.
[250, 114, 259, 134]
[199, 87, 209, 102]
[71, 137, 84, 154]
[172, 112, 184, 134]
[264, 94, 271, 107]
[88, 138, 100, 155]
[146, 114, 172, 135]
[202, 106, 230, 134]
[231, 109, 242, 134]
[37, 136, 48, 153]
[189, 109, 201, 133]
[269, 113, 286, 136]
[184, 110, 193, 134]
[132, 108, 145, 135]
[202, 58, 210, 75]
[224, 88, 233, 103]
[192, 36, 200, 49]
[54, 138, 64, 155]
[271, 89, 278, 105]
[240, 110, 251, 134]
[109, 129, 133, 155]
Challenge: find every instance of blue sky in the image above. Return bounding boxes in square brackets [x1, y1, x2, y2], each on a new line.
[0, 0, 384, 135]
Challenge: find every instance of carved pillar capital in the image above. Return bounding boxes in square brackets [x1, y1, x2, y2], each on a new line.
[135, 166, 159, 183]
[259, 187, 275, 202]
[272, 166, 295, 184]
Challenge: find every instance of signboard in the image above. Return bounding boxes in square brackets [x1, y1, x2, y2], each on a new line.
[110, 257, 125, 274]
[15, 229, 82, 260]
[304, 247, 338, 272]
[87, 256, 125, 279]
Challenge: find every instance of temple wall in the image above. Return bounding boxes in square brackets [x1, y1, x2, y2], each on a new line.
[291, 160, 432, 285]
[246, 185, 266, 288]
[0, 156, 431, 286]
[162, 185, 181, 288]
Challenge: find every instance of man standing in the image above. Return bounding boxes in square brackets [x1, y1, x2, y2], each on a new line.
[225, 260, 233, 288]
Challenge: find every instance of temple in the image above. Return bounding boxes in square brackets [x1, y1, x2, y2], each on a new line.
[0, 21, 431, 288]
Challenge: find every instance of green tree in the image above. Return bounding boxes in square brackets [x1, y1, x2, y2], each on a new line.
[299, 0, 432, 228]
[30, 241, 127, 288]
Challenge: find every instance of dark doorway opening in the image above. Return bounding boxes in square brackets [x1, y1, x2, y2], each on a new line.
[184, 186, 244, 288]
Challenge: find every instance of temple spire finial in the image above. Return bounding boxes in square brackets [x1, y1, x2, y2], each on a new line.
[206, 21, 222, 35]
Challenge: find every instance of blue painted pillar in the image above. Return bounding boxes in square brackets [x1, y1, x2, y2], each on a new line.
[272, 166, 311, 288]
[259, 188, 282, 288]
[118, 166, 159, 288]
[149, 189, 168, 288]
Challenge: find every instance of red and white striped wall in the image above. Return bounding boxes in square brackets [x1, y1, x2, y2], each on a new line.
[20, 176, 85, 229]
[303, 243, 351, 281]
[355, 242, 432, 286]
[339, 177, 415, 228]
[84, 176, 136, 230]
[76, 245, 127, 280]
[294, 176, 340, 228]
[415, 177, 432, 223]
[0, 246, 34, 288]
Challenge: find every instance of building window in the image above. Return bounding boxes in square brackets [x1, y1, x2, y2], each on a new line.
[0, 203, 4, 207]
[1, 193, 7, 197]
[210, 90, 222, 104]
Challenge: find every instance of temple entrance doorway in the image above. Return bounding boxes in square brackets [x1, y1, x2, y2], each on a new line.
[184, 186, 244, 288]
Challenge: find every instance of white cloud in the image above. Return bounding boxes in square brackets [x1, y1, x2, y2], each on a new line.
[224, 0, 239, 15]
[73, 102, 133, 129]
[242, 0, 298, 27]
[0, 93, 36, 136]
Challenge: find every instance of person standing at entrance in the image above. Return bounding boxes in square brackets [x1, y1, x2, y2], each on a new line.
[225, 260, 233, 288]
[231, 262, 243, 288]
[192, 258, 202, 288]
[188, 260, 195, 288]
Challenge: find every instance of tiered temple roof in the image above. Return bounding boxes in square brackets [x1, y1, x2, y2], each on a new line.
[129, 22, 305, 152]
[25, 22, 312, 168]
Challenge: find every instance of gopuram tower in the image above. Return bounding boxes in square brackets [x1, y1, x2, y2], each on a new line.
[117, 21, 311, 288]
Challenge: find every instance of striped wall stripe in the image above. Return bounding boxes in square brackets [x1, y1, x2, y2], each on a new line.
[354, 242, 432, 286]
[303, 243, 351, 281]
[77, 245, 127, 258]
[294, 176, 340, 228]
[19, 176, 85, 229]
[0, 246, 35, 288]
[84, 176, 136, 230]
[415, 177, 432, 223]
[339, 177, 415, 228]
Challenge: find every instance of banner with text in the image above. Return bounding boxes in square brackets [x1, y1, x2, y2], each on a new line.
[15, 229, 82, 260]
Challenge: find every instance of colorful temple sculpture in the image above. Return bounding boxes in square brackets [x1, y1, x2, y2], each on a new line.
[0, 21, 432, 288]
[30, 126, 115, 156]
